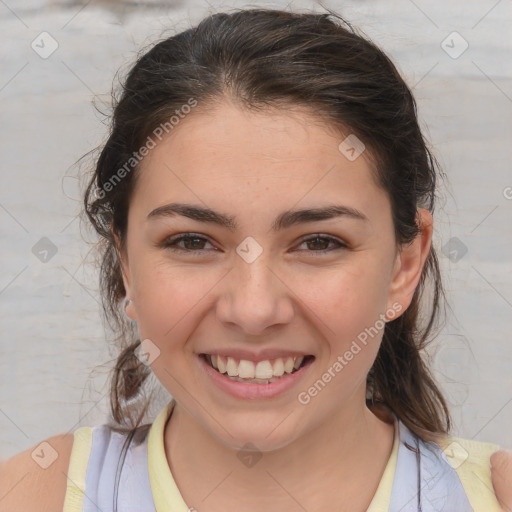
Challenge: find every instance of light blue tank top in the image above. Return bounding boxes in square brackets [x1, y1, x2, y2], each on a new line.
[81, 424, 155, 511]
[63, 399, 503, 512]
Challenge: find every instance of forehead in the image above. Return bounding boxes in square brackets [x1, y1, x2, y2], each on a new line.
[132, 101, 390, 224]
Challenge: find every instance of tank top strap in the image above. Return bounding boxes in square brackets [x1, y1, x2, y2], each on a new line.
[388, 420, 503, 512]
[437, 434, 503, 512]
[63, 423, 156, 512]
[388, 420, 474, 511]
[64, 406, 504, 512]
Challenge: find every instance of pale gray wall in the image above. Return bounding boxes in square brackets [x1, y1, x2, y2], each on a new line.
[1, 0, 511, 461]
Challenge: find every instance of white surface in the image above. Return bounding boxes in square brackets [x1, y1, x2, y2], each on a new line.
[1, 0, 511, 461]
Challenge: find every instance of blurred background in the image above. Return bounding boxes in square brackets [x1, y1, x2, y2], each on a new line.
[1, 0, 511, 461]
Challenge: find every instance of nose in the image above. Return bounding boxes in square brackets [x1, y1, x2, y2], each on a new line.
[215, 254, 295, 336]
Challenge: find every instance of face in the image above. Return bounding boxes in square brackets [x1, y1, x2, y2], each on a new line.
[119, 100, 431, 452]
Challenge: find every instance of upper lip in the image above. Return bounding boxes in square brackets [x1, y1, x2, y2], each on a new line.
[198, 348, 313, 363]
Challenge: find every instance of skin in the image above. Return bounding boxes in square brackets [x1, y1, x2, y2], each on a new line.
[492, 450, 512, 511]
[0, 101, 510, 512]
[117, 98, 435, 512]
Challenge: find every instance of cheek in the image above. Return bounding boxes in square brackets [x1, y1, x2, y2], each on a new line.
[131, 270, 207, 387]
[298, 271, 386, 402]
[294, 260, 389, 327]
[130, 262, 220, 344]
[292, 263, 388, 368]
[130, 244, 391, 356]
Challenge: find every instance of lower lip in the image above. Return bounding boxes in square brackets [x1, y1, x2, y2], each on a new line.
[198, 355, 315, 400]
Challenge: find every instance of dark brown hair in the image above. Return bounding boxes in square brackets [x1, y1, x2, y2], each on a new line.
[83, 7, 452, 453]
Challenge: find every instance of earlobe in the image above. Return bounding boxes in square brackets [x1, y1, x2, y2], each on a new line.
[124, 298, 137, 321]
[386, 209, 433, 315]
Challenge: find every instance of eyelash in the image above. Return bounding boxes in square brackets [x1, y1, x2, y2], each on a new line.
[161, 233, 347, 255]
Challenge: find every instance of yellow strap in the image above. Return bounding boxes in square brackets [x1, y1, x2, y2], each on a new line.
[438, 435, 503, 512]
[62, 427, 94, 512]
[367, 416, 400, 512]
[148, 400, 192, 512]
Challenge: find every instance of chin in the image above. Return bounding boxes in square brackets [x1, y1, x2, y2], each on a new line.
[209, 416, 300, 454]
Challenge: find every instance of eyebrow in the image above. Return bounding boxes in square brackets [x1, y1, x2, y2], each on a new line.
[147, 202, 368, 231]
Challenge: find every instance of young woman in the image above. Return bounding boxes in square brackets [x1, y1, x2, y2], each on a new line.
[1, 7, 511, 512]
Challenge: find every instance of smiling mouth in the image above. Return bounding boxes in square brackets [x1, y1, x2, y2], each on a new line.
[200, 353, 315, 384]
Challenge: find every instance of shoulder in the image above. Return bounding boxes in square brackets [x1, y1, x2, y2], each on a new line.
[0, 432, 74, 512]
[436, 434, 509, 512]
[490, 449, 512, 512]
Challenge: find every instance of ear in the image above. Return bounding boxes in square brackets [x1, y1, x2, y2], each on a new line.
[386, 208, 433, 316]
[112, 228, 137, 321]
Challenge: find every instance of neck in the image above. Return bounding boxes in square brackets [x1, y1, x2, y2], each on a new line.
[163, 391, 395, 512]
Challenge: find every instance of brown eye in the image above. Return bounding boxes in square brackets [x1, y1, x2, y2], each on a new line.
[160, 233, 346, 255]
[297, 235, 347, 254]
[162, 233, 215, 253]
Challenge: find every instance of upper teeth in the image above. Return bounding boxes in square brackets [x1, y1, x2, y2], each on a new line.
[208, 355, 305, 379]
